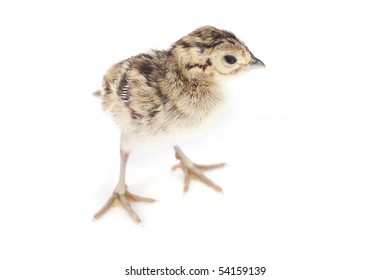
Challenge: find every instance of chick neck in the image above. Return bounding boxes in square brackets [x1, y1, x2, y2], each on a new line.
[165, 48, 218, 90]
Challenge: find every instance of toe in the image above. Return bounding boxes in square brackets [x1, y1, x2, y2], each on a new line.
[93, 194, 117, 220]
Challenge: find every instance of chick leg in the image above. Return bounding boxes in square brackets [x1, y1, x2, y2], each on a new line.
[94, 149, 156, 225]
[172, 146, 226, 194]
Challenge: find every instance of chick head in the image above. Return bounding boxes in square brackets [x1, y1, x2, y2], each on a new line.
[171, 25, 264, 82]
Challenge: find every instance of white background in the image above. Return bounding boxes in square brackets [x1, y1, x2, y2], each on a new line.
[1, 0, 389, 279]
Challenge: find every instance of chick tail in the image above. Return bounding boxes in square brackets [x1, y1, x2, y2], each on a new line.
[92, 90, 102, 97]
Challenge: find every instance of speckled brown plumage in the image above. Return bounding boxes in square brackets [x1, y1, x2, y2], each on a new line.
[94, 25, 265, 224]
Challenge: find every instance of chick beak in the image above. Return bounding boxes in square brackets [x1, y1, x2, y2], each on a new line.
[249, 52, 265, 68]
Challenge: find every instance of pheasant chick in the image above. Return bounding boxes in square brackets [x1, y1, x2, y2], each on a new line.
[94, 25, 265, 224]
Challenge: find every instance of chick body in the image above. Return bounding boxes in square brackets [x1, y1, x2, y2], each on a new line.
[100, 26, 262, 151]
[102, 53, 223, 151]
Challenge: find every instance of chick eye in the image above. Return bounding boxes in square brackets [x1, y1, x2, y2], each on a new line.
[224, 55, 237, 65]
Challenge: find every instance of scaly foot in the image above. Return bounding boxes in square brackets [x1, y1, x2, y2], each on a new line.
[172, 146, 226, 194]
[94, 187, 156, 225]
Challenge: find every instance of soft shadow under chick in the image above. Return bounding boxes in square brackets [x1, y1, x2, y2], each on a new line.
[94, 25, 265, 225]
